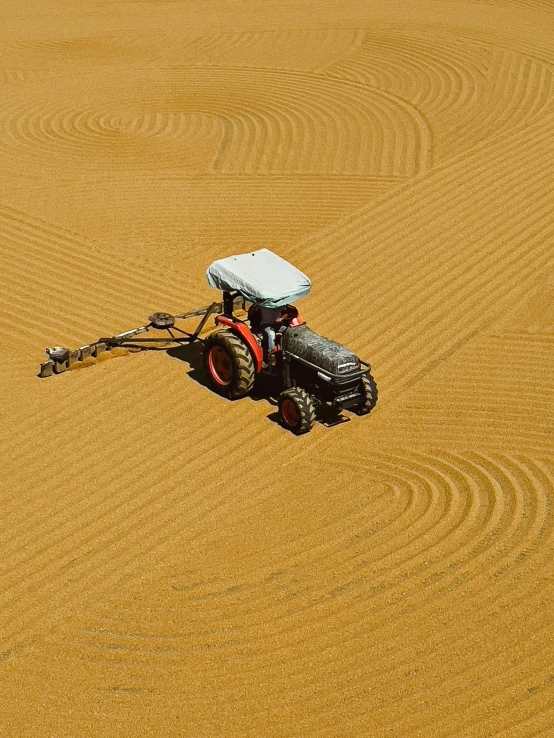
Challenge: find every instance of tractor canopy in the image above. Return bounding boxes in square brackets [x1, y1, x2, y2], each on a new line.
[206, 249, 311, 308]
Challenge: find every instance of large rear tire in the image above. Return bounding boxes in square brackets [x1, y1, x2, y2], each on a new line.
[353, 372, 378, 415]
[203, 330, 255, 399]
[278, 387, 316, 434]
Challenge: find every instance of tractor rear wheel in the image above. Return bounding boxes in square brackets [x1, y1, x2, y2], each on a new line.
[353, 372, 378, 415]
[278, 387, 316, 434]
[203, 330, 255, 399]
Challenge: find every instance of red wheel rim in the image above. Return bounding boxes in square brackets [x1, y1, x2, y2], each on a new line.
[208, 346, 233, 386]
[281, 398, 300, 427]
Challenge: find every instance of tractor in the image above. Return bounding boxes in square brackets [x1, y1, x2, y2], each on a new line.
[38, 249, 377, 434]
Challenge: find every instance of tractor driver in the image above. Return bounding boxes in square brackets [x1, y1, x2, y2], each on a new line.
[257, 304, 299, 364]
[259, 305, 285, 360]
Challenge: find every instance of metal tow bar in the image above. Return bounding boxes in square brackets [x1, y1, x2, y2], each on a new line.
[37, 298, 242, 378]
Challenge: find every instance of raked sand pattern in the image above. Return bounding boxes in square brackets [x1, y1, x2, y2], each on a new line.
[1, 1, 553, 736]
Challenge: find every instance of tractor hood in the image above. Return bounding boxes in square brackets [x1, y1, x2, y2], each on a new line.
[206, 249, 311, 308]
[282, 324, 360, 376]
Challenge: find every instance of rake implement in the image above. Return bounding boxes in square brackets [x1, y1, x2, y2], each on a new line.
[38, 296, 246, 378]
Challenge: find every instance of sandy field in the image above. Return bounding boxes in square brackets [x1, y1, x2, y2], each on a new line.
[1, 0, 554, 735]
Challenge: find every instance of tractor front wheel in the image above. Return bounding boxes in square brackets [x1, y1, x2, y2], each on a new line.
[353, 372, 378, 415]
[203, 330, 255, 399]
[278, 387, 316, 434]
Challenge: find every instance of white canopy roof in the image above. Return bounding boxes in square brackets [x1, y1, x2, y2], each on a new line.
[206, 249, 311, 308]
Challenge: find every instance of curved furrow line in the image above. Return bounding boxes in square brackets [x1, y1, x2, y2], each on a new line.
[66, 450, 551, 668]
[335, 453, 554, 608]
[0, 67, 429, 177]
[184, 68, 429, 176]
[213, 109, 258, 172]
[198, 454, 551, 685]
[202, 452, 552, 636]
[66, 456, 551, 719]
[438, 47, 512, 139]
[318, 72, 430, 175]
[1, 103, 208, 166]
[236, 104, 286, 173]
[4, 104, 218, 161]
[484, 454, 552, 578]
[226, 452, 540, 636]
[326, 31, 487, 117]
[328, 44, 443, 107]
[294, 69, 431, 175]
[439, 50, 554, 159]
[207, 69, 429, 176]
[276, 453, 505, 603]
[390, 40, 472, 112]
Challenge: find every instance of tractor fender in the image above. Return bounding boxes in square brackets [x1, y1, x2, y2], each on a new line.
[215, 316, 263, 373]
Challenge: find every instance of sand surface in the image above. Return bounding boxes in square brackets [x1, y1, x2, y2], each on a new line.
[1, 1, 554, 735]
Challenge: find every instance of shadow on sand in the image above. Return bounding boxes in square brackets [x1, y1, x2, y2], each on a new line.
[165, 344, 348, 430]
[166, 343, 283, 425]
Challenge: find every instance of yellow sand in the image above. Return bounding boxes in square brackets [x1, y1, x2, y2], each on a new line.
[1, 1, 553, 735]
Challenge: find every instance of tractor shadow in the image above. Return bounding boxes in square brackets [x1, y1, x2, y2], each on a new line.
[166, 342, 210, 389]
[165, 344, 349, 429]
[166, 343, 278, 408]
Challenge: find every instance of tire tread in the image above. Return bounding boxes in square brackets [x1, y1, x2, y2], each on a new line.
[278, 387, 316, 434]
[203, 330, 255, 399]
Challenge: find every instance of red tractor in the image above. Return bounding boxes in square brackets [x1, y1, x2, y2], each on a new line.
[39, 249, 377, 434]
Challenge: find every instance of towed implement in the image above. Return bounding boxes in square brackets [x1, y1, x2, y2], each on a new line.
[39, 249, 377, 434]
